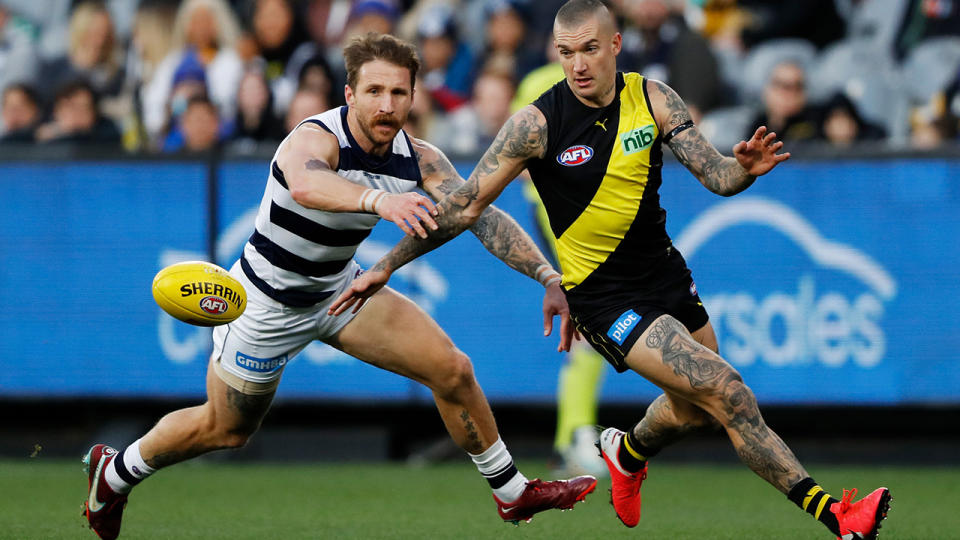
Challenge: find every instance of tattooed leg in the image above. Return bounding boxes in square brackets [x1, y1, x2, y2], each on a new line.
[630, 392, 720, 454]
[628, 315, 807, 493]
[139, 359, 276, 469]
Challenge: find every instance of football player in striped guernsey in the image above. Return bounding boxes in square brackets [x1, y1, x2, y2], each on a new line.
[82, 33, 596, 540]
[330, 2, 891, 539]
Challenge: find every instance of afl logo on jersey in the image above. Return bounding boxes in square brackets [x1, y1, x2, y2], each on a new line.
[557, 145, 593, 166]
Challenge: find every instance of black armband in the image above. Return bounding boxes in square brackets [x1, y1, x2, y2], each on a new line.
[662, 120, 695, 143]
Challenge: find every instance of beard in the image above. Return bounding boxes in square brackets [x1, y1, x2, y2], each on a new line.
[358, 112, 404, 147]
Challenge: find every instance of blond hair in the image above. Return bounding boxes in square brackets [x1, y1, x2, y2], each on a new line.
[172, 0, 241, 50]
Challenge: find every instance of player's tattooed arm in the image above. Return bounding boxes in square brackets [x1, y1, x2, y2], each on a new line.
[648, 80, 757, 196]
[414, 139, 552, 280]
[372, 106, 548, 275]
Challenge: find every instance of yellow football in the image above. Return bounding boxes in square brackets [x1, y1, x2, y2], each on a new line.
[152, 261, 246, 326]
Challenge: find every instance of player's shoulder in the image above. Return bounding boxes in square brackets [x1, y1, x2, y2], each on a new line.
[407, 136, 445, 167]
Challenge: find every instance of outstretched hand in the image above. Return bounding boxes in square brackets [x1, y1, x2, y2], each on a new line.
[377, 192, 439, 238]
[542, 282, 580, 352]
[328, 268, 390, 316]
[733, 126, 791, 176]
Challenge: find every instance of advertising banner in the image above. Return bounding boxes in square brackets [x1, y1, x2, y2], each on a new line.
[1, 158, 957, 404]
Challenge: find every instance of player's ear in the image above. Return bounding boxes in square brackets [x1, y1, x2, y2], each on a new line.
[344, 84, 354, 106]
[611, 32, 622, 55]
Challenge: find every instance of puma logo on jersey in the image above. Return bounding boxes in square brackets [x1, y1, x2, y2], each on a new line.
[595, 118, 608, 131]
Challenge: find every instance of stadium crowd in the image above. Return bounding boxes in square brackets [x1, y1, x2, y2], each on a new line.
[1, 0, 958, 154]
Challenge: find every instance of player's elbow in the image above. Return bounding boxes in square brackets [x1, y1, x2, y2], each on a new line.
[289, 187, 313, 207]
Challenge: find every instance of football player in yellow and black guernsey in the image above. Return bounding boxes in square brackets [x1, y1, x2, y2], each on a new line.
[331, 1, 893, 537]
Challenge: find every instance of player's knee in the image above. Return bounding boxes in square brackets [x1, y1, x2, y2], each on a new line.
[431, 349, 477, 398]
[712, 375, 761, 427]
[693, 366, 752, 424]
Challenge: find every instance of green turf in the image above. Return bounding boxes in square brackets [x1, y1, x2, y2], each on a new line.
[4, 457, 957, 539]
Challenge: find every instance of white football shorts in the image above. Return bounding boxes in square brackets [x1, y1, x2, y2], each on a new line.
[211, 259, 364, 394]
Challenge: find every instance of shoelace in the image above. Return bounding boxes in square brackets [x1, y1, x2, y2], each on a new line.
[837, 488, 858, 513]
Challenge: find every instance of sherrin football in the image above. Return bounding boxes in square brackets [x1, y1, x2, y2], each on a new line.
[152, 261, 246, 326]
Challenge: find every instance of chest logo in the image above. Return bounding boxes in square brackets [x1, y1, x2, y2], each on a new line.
[595, 118, 608, 131]
[621, 125, 656, 155]
[557, 145, 594, 166]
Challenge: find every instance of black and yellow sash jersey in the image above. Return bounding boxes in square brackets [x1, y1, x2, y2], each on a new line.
[529, 71, 686, 303]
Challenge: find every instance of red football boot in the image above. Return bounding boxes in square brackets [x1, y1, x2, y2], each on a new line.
[831, 487, 892, 540]
[82, 444, 129, 540]
[494, 475, 597, 524]
[598, 427, 647, 527]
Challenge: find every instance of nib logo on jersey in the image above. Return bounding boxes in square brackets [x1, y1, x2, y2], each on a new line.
[674, 197, 897, 369]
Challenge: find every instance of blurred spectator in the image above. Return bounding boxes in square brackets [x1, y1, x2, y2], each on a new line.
[119, 1, 178, 151]
[737, 0, 845, 51]
[297, 54, 341, 108]
[403, 76, 440, 140]
[0, 83, 41, 142]
[39, 1, 124, 105]
[233, 65, 284, 143]
[436, 68, 516, 155]
[819, 92, 886, 147]
[177, 95, 223, 153]
[246, 0, 306, 84]
[279, 0, 352, 111]
[35, 79, 120, 144]
[894, 0, 960, 59]
[318, 0, 399, 103]
[509, 42, 564, 112]
[909, 74, 960, 149]
[746, 60, 818, 142]
[416, 3, 474, 112]
[343, 0, 398, 39]
[284, 88, 329, 134]
[481, 0, 544, 81]
[0, 4, 40, 92]
[619, 0, 723, 119]
[142, 0, 244, 144]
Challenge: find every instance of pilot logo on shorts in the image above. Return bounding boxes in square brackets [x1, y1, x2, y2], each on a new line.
[200, 295, 228, 315]
[557, 145, 593, 166]
[607, 309, 641, 346]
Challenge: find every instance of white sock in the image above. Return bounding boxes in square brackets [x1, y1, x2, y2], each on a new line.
[104, 439, 157, 494]
[469, 437, 528, 503]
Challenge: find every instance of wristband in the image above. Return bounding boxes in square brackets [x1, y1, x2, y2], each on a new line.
[359, 188, 386, 213]
[535, 264, 562, 288]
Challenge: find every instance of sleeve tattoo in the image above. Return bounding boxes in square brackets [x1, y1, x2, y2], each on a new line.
[374, 110, 547, 274]
[652, 80, 754, 196]
[415, 144, 550, 280]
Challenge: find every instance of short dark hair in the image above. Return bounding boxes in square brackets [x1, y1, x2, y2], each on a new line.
[2, 83, 41, 108]
[555, 0, 614, 30]
[343, 32, 420, 90]
[54, 79, 97, 106]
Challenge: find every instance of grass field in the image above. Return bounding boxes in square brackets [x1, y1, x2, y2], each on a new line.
[4, 457, 958, 539]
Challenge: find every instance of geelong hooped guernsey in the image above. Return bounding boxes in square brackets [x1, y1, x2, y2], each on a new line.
[240, 106, 422, 307]
[528, 72, 673, 299]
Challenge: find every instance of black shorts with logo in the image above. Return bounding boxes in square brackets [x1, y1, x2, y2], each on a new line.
[565, 249, 709, 373]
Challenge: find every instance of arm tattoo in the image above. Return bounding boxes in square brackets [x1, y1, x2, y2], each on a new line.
[645, 316, 805, 492]
[376, 111, 547, 275]
[305, 158, 330, 171]
[651, 81, 754, 196]
[417, 159, 549, 279]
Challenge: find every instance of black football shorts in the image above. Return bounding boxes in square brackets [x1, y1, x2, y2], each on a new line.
[567, 272, 709, 373]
